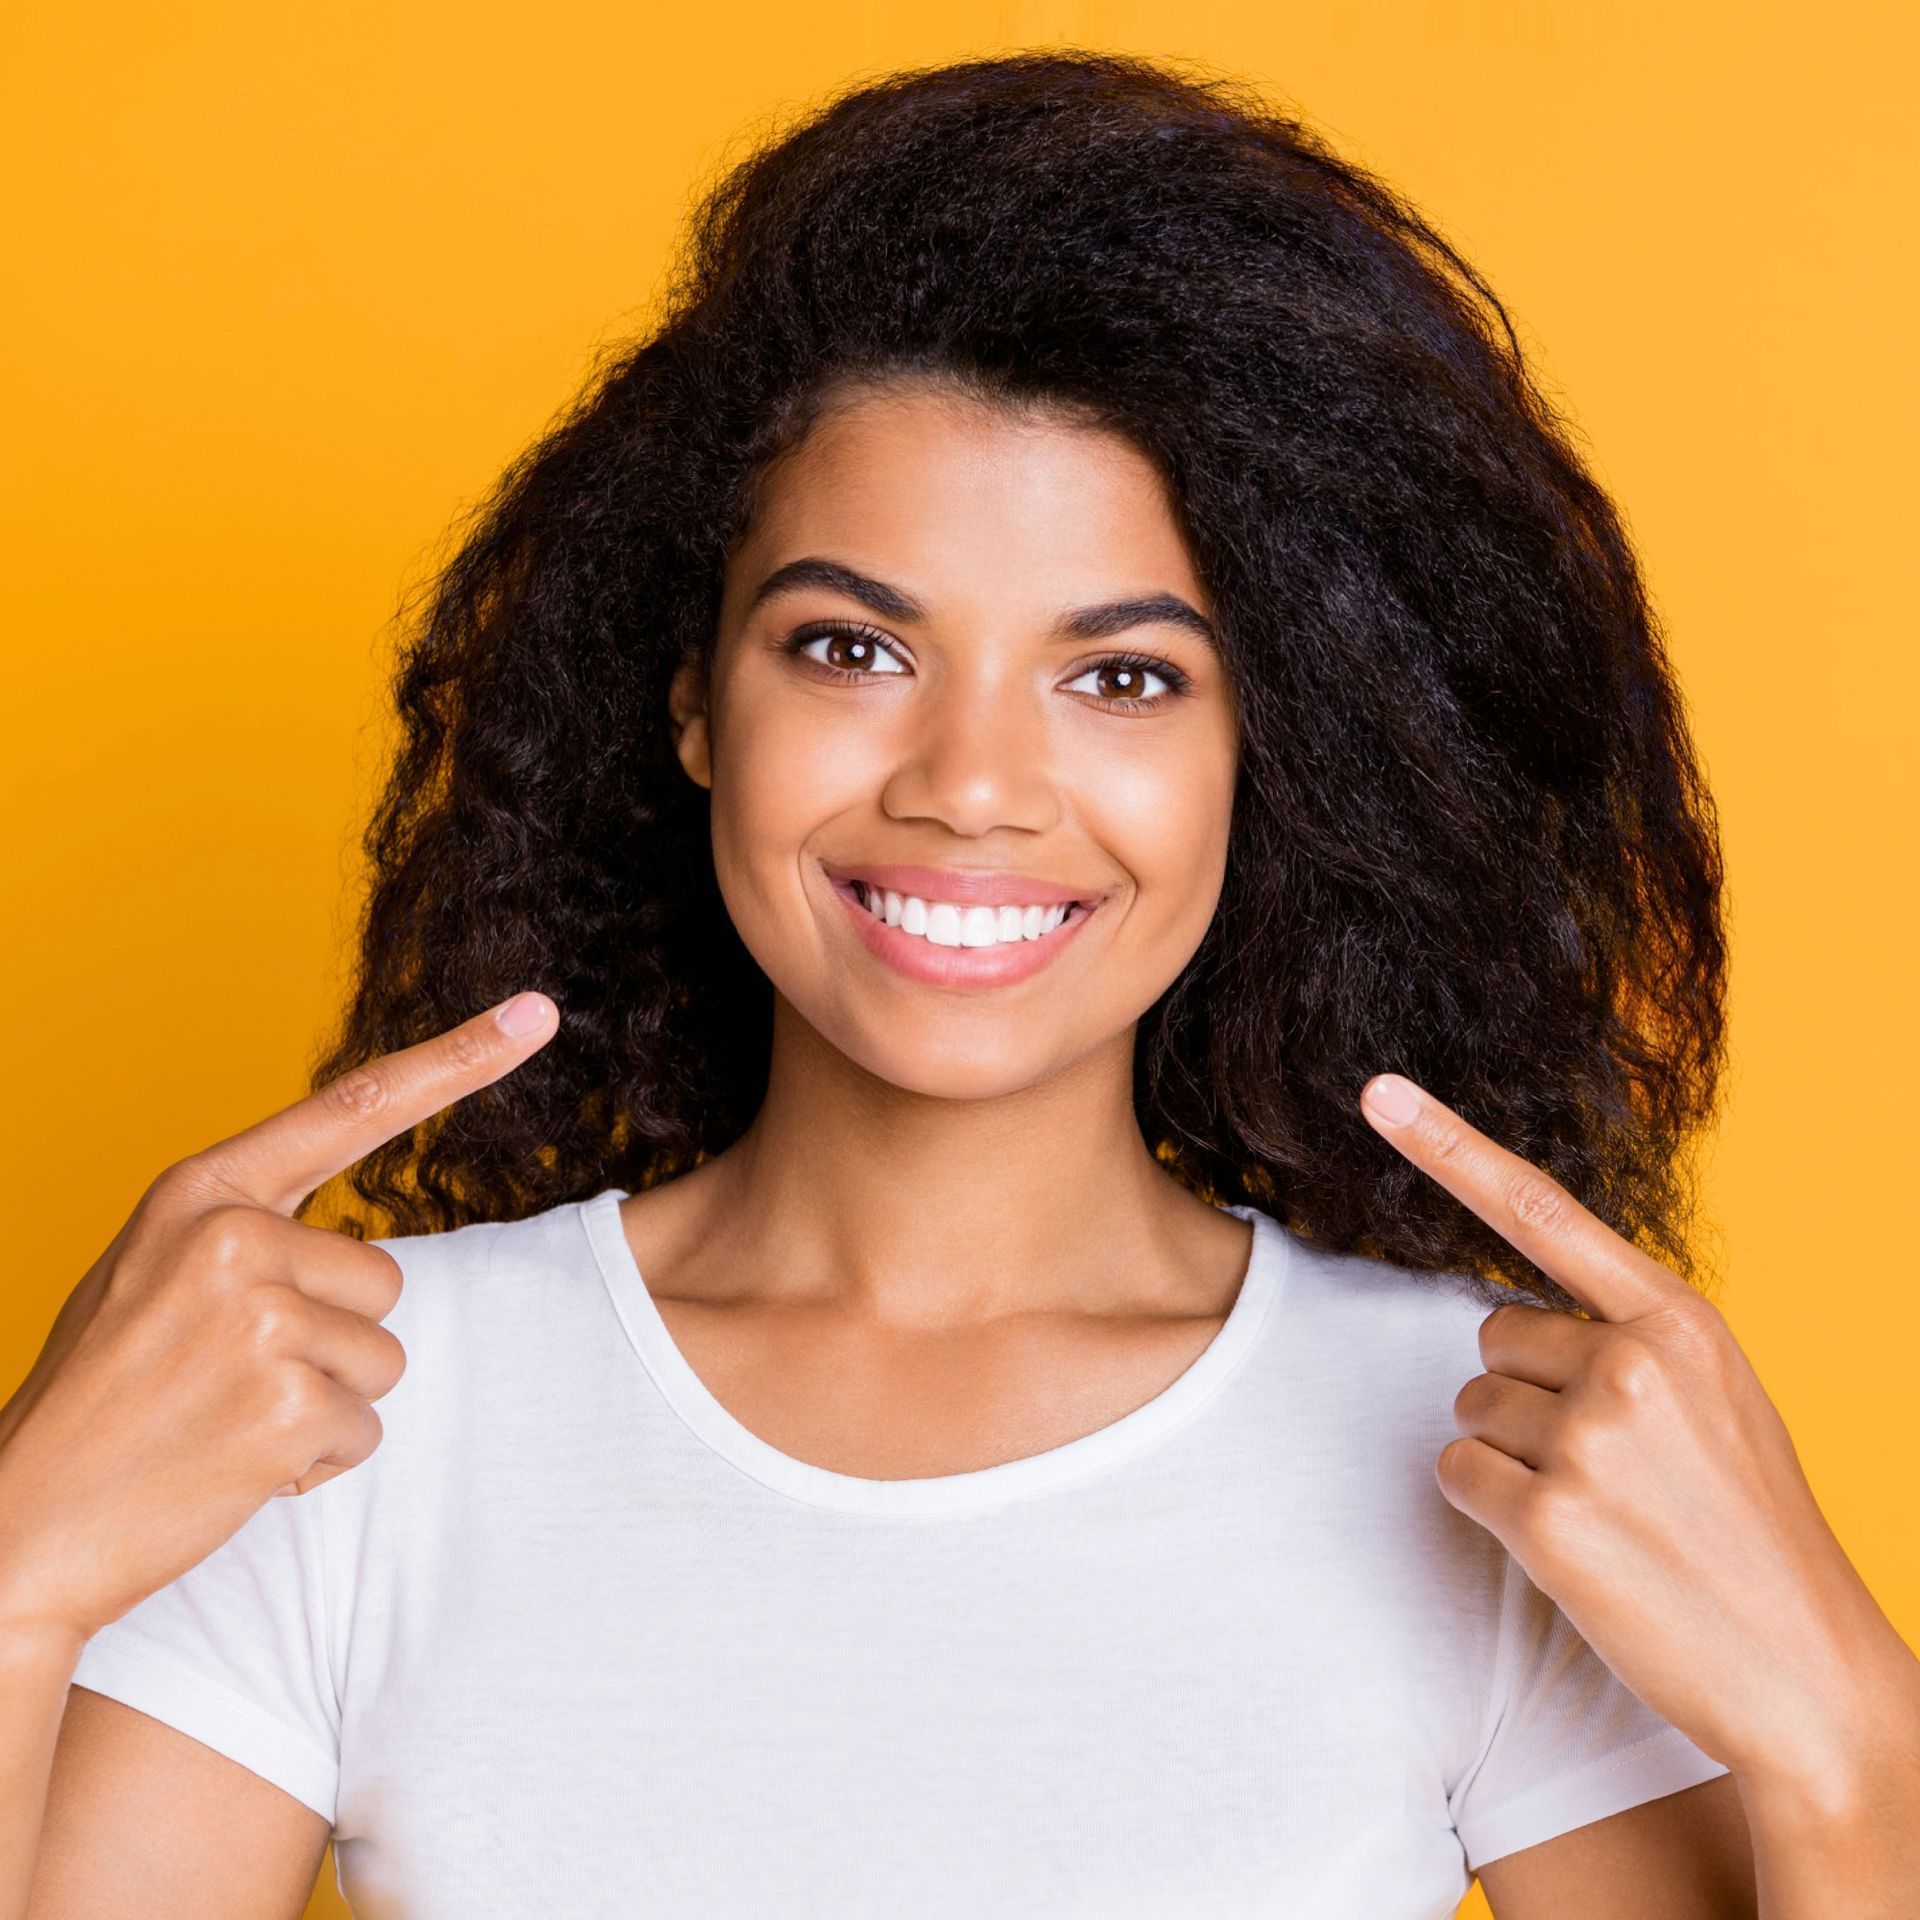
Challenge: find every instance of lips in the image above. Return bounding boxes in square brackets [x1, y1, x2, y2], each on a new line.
[822, 866, 1103, 990]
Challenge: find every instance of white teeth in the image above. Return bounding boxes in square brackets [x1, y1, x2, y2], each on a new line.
[853, 883, 1078, 948]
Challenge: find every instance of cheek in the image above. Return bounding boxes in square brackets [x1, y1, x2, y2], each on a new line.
[1080, 732, 1236, 933]
[705, 699, 871, 929]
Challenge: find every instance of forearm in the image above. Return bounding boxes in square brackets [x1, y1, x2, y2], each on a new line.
[0, 1610, 88, 1920]
[1735, 1638, 1920, 1920]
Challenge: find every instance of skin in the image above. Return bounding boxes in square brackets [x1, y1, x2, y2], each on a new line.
[637, 375, 1763, 1911]
[6, 375, 1912, 1914]
[641, 375, 1254, 1478]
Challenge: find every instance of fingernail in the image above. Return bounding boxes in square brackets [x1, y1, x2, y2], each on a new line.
[1363, 1073, 1421, 1126]
[495, 991, 554, 1037]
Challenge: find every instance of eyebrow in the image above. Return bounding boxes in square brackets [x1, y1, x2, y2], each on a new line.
[745, 556, 1217, 647]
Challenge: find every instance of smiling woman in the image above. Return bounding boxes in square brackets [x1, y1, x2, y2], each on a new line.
[12, 41, 1919, 1920]
[305, 56, 1729, 1301]
[667, 378, 1241, 1044]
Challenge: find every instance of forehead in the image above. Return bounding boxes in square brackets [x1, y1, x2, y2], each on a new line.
[728, 380, 1209, 615]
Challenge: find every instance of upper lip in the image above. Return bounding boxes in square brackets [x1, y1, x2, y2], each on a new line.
[819, 859, 1104, 908]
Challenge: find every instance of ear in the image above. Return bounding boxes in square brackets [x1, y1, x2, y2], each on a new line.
[668, 656, 713, 791]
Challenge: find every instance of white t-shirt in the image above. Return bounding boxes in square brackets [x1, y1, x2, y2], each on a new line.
[71, 1188, 1728, 1918]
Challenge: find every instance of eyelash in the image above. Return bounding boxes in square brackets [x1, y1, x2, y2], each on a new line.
[780, 620, 1195, 712]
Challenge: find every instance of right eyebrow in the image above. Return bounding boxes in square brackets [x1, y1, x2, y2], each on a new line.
[746, 556, 1218, 648]
[746, 558, 928, 624]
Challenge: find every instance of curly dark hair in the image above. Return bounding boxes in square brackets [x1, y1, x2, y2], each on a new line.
[301, 48, 1728, 1312]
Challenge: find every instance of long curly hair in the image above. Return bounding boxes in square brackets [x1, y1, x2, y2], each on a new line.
[302, 49, 1728, 1312]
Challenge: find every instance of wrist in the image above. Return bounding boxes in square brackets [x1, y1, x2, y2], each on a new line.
[1730, 1631, 1920, 1825]
[0, 1606, 88, 1685]
[0, 1452, 105, 1656]
[0, 1519, 98, 1665]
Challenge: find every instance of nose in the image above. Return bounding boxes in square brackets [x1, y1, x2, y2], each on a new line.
[876, 656, 1061, 839]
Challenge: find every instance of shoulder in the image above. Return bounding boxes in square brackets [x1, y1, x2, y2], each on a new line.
[367, 1190, 607, 1338]
[1242, 1216, 1526, 1477]
[287, 1190, 627, 1545]
[328, 1190, 618, 1465]
[1224, 1220, 1527, 1691]
[1268, 1220, 1514, 1377]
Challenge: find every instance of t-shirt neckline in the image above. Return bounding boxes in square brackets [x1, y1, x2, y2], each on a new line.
[578, 1186, 1288, 1516]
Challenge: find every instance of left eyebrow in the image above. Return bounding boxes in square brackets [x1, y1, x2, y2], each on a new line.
[745, 557, 1217, 648]
[1054, 593, 1216, 647]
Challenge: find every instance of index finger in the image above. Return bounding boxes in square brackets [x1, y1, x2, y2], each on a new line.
[1358, 1071, 1683, 1323]
[189, 991, 558, 1216]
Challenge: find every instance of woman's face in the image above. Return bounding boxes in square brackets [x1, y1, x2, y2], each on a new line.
[671, 377, 1240, 1101]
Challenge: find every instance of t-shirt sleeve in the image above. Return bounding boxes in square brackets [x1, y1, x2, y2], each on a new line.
[1448, 1552, 1731, 1870]
[67, 1479, 341, 1824]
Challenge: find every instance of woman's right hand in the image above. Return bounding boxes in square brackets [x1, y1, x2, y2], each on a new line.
[0, 990, 558, 1650]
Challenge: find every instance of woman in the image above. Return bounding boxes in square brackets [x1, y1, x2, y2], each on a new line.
[3, 47, 1915, 1920]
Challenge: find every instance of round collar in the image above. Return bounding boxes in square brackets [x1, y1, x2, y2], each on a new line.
[579, 1185, 1288, 1516]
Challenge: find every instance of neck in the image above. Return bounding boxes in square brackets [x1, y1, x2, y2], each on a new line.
[667, 993, 1232, 1326]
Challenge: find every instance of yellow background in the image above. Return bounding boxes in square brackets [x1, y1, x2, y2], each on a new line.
[4, 4, 1914, 1914]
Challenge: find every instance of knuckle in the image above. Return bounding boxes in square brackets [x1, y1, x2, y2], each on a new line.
[1655, 1291, 1739, 1392]
[344, 1399, 387, 1470]
[441, 1020, 496, 1075]
[238, 1284, 307, 1352]
[1593, 1337, 1664, 1406]
[185, 1203, 278, 1276]
[1481, 1299, 1525, 1337]
[356, 1245, 406, 1319]
[1451, 1373, 1493, 1427]
[261, 1363, 331, 1437]
[1662, 1287, 1723, 1344]
[140, 1160, 237, 1239]
[1553, 1416, 1606, 1482]
[143, 1159, 206, 1213]
[1478, 1298, 1538, 1356]
[1504, 1171, 1570, 1236]
[370, 1327, 409, 1398]
[321, 1065, 392, 1125]
[321, 1398, 386, 1478]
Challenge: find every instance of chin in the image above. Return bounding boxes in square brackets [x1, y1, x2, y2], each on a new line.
[831, 1027, 1085, 1102]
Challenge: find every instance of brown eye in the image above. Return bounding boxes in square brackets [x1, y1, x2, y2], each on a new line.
[1062, 651, 1189, 710]
[785, 622, 909, 678]
[1094, 663, 1154, 700]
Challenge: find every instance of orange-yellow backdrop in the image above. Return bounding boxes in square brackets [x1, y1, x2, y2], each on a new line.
[4, 4, 1915, 1916]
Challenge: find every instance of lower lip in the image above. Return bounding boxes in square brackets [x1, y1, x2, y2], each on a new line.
[827, 878, 1102, 989]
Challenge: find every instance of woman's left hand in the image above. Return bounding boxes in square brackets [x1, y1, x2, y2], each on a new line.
[1358, 1070, 1918, 1802]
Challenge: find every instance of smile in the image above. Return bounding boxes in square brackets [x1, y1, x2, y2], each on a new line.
[825, 874, 1101, 989]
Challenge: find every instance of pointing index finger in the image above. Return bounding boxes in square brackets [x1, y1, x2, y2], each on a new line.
[1358, 1071, 1682, 1323]
[192, 992, 558, 1216]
